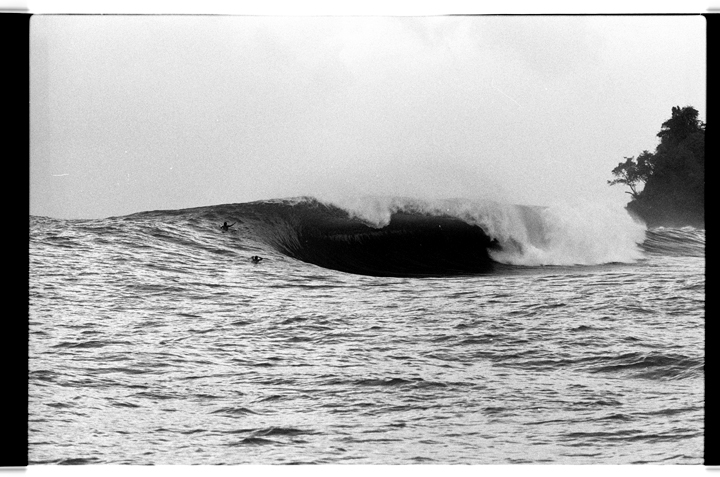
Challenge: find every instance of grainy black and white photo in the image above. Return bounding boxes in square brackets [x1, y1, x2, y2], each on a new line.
[29, 12, 705, 466]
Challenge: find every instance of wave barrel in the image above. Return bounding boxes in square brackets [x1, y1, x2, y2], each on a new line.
[277, 211, 500, 277]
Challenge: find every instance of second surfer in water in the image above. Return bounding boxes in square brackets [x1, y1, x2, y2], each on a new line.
[251, 256, 263, 263]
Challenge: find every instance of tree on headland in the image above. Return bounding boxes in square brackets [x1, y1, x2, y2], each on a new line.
[609, 106, 704, 227]
[608, 150, 654, 200]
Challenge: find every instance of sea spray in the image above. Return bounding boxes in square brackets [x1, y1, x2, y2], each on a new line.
[488, 200, 647, 266]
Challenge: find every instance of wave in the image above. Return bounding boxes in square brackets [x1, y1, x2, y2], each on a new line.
[32, 196, 699, 278]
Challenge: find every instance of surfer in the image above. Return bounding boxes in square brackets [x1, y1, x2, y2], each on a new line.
[251, 256, 263, 263]
[220, 221, 235, 232]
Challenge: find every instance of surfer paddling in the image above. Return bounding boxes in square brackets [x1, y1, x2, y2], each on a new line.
[251, 256, 263, 263]
[220, 221, 235, 232]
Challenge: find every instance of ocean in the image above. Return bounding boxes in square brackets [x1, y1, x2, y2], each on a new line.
[28, 196, 705, 465]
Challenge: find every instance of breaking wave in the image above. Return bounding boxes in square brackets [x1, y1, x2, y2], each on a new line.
[115, 196, 652, 277]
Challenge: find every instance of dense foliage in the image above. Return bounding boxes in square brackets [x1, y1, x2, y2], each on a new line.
[609, 106, 704, 227]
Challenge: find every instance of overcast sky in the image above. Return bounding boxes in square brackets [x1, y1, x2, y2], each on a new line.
[29, 14, 706, 219]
